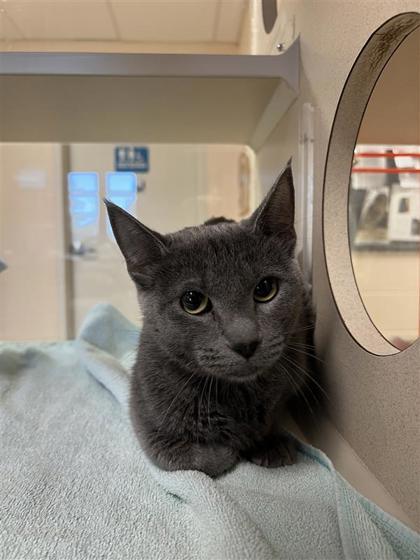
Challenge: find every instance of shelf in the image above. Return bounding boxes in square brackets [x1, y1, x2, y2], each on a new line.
[0, 39, 299, 149]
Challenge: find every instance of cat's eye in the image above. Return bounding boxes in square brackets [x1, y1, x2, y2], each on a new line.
[254, 277, 278, 303]
[181, 291, 211, 315]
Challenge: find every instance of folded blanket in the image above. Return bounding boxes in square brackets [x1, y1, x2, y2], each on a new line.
[0, 304, 418, 560]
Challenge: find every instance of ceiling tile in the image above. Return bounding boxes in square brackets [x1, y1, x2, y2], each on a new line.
[110, 0, 218, 42]
[2, 1, 117, 40]
[215, 0, 246, 43]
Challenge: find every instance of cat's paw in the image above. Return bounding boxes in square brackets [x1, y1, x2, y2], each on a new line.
[150, 438, 239, 478]
[243, 433, 297, 468]
[198, 445, 239, 477]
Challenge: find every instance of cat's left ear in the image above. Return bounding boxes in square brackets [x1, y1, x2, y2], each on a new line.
[104, 200, 167, 287]
[247, 159, 296, 253]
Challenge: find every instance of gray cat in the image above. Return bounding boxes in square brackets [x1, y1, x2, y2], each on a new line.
[105, 162, 317, 477]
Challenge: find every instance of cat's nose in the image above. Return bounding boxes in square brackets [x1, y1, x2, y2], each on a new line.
[231, 340, 259, 359]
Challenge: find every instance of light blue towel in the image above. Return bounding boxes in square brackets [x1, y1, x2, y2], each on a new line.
[0, 304, 418, 560]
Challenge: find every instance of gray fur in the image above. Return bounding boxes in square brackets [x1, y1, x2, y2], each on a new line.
[105, 162, 316, 477]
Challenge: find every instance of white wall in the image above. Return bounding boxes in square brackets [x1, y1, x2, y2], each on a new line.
[0, 144, 67, 340]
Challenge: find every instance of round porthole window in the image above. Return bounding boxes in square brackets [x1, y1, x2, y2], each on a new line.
[323, 13, 420, 355]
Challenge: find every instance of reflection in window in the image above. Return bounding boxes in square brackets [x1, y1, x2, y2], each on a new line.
[67, 172, 99, 252]
[350, 144, 420, 249]
[105, 172, 137, 240]
[398, 198, 410, 213]
[349, 144, 420, 348]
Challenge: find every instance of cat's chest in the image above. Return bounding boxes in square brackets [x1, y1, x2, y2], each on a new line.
[168, 379, 276, 445]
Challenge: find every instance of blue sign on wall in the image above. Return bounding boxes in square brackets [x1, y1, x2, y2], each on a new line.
[115, 146, 149, 173]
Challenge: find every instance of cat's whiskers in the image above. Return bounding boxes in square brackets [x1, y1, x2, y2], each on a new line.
[197, 376, 210, 442]
[278, 362, 315, 417]
[280, 358, 326, 413]
[207, 376, 214, 431]
[196, 377, 204, 444]
[283, 323, 316, 336]
[287, 341, 320, 356]
[283, 352, 329, 401]
[288, 370, 320, 411]
[289, 340, 317, 348]
[286, 343, 325, 364]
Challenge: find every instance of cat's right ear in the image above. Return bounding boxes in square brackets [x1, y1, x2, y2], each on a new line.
[244, 159, 296, 255]
[104, 200, 167, 286]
